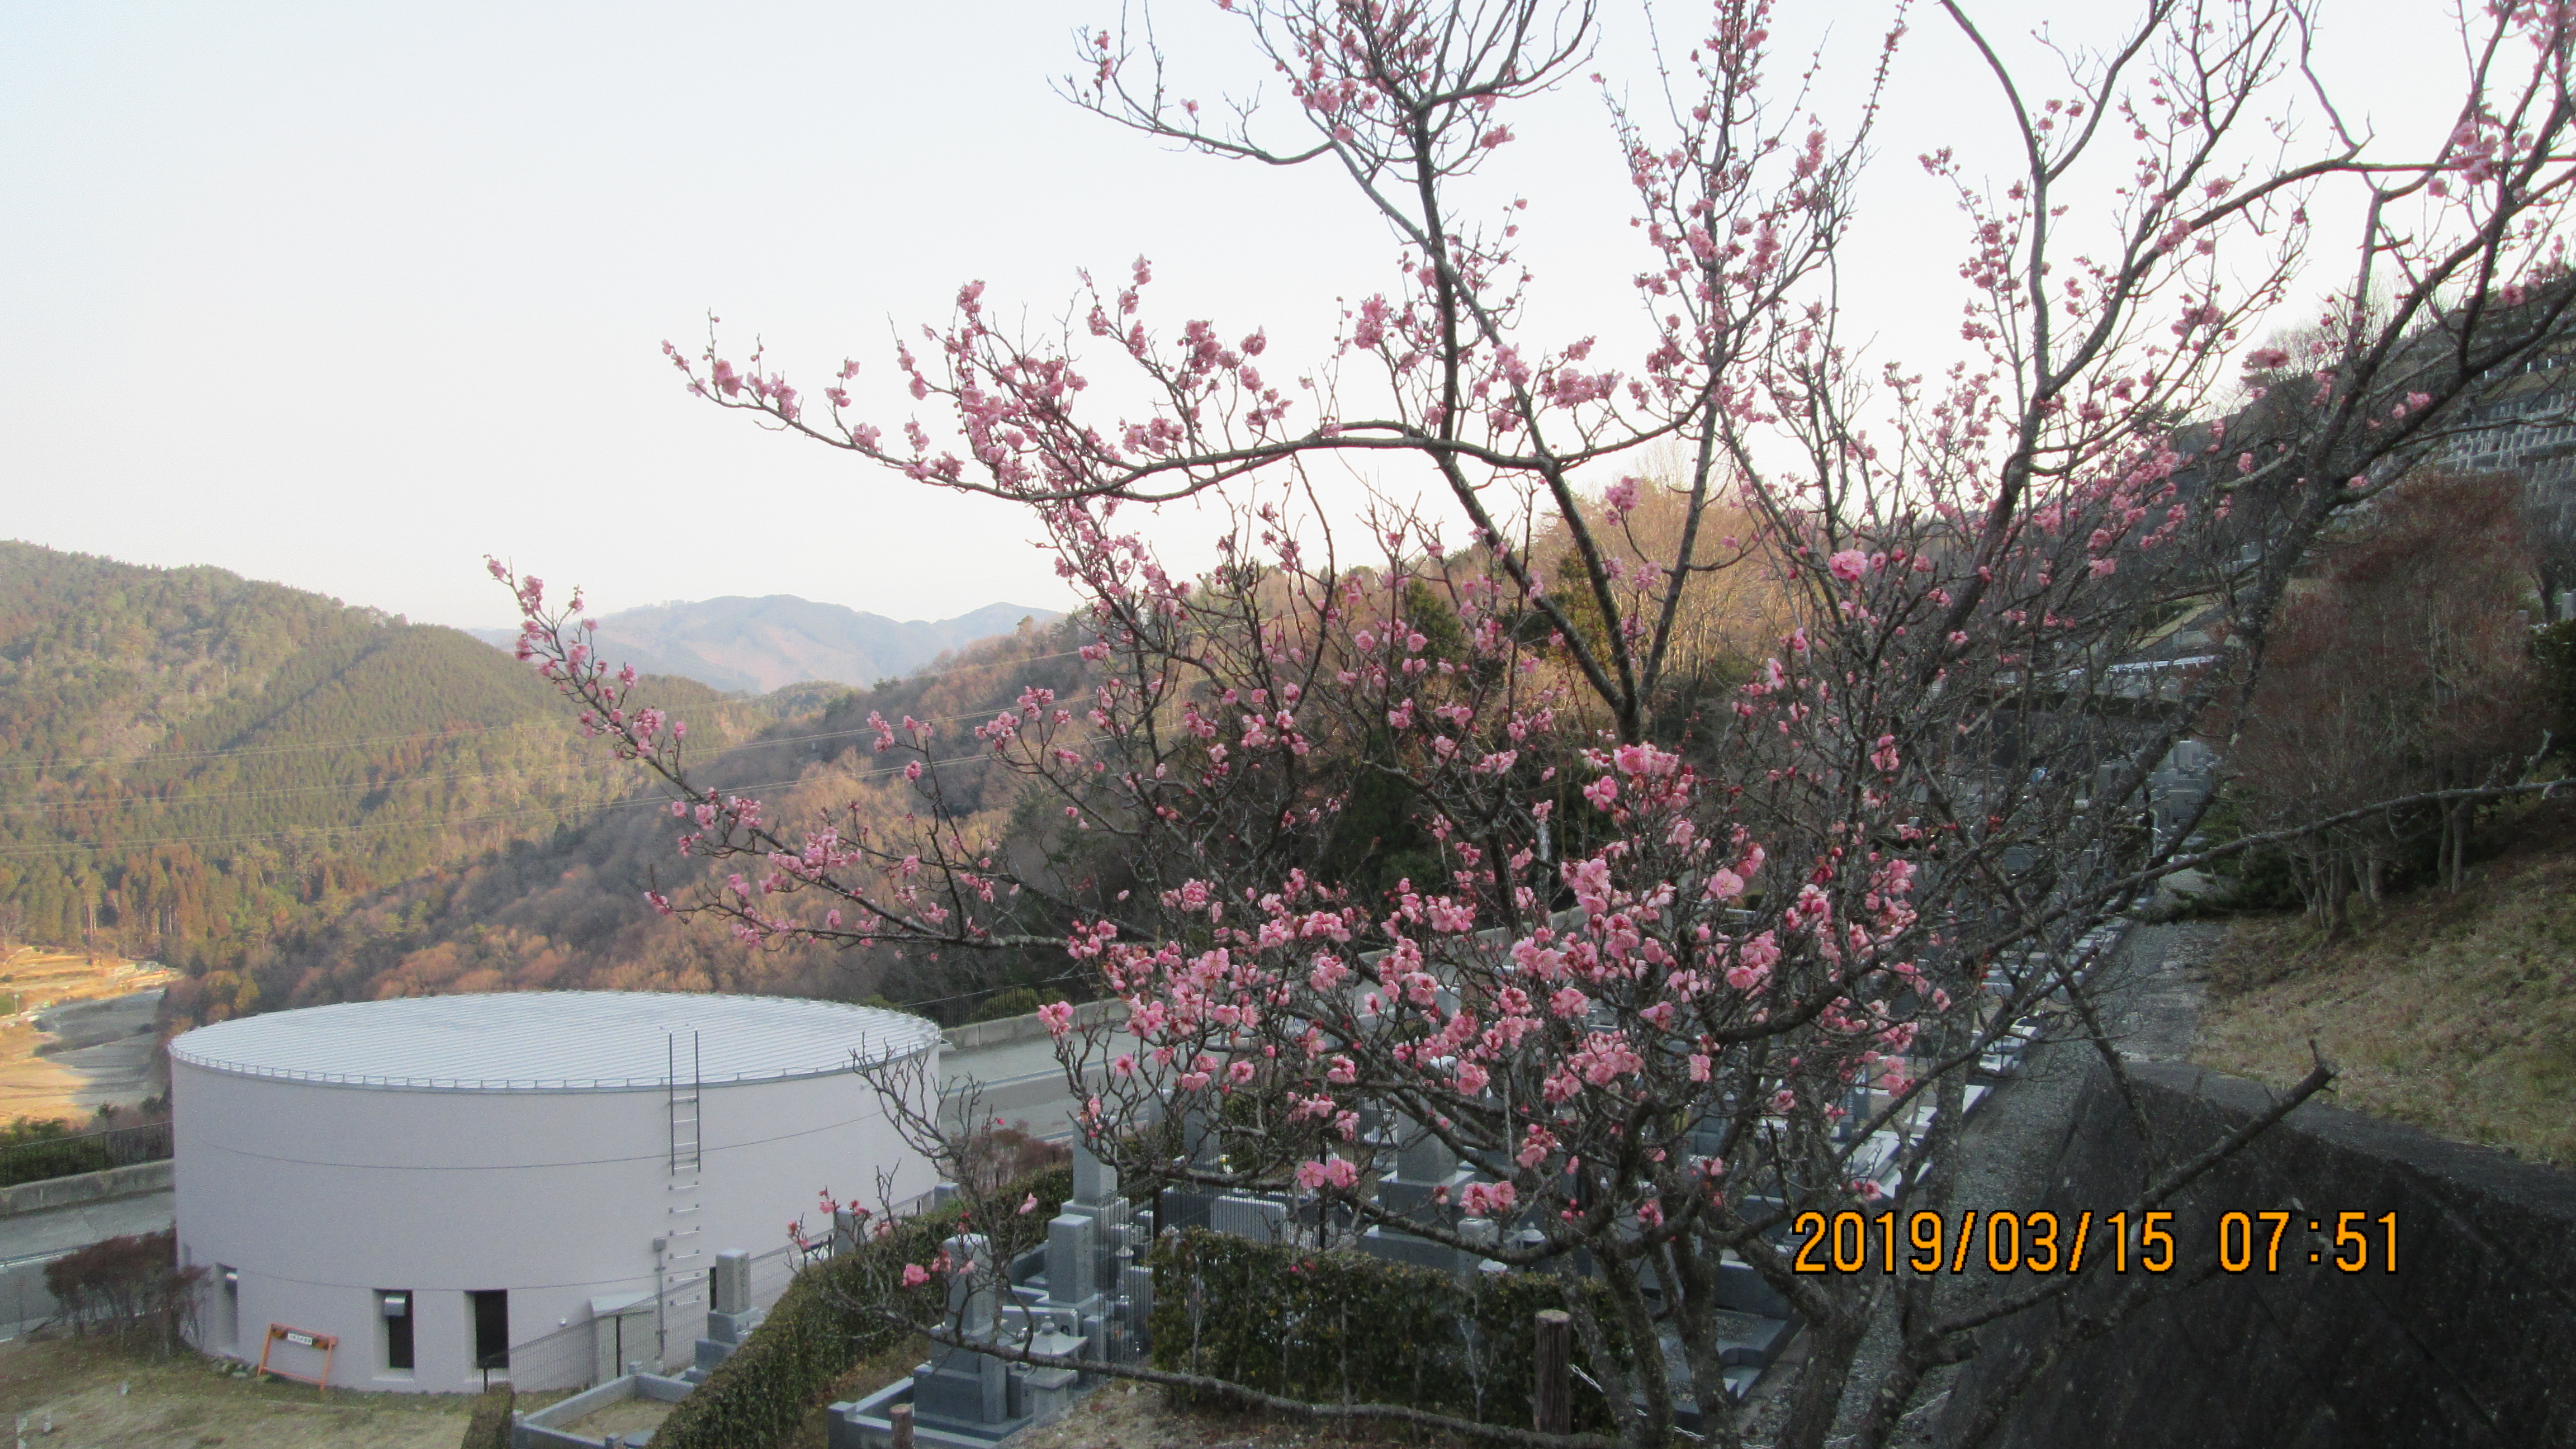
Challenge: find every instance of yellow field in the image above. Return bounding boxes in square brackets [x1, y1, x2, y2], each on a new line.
[0, 949, 177, 1125]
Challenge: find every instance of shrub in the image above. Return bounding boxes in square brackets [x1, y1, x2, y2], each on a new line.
[651, 1165, 1072, 1449]
[1148, 1228, 1633, 1434]
[0, 1105, 173, 1188]
[42, 1228, 202, 1349]
[2535, 618, 2576, 757]
[0, 1120, 112, 1187]
[964, 987, 1044, 1024]
[954, 1120, 1070, 1195]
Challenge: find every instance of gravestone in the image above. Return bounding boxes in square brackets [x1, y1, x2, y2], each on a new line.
[1045, 1213, 1102, 1311]
[1210, 1194, 1290, 1243]
[1182, 1103, 1221, 1167]
[711, 1251, 751, 1315]
[692, 1249, 766, 1376]
[1120, 1216, 1155, 1353]
[1073, 1136, 1116, 1204]
[1157, 1112, 1228, 1232]
[1712, 1253, 1791, 1318]
[1379, 1121, 1476, 1221]
[911, 1341, 1014, 1431]
[906, 1233, 1033, 1438]
[1358, 1224, 1469, 1275]
[1057, 1139, 1133, 1299]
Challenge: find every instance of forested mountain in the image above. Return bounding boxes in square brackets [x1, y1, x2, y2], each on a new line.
[169, 615, 1094, 1030]
[469, 595, 1062, 694]
[0, 543, 736, 983]
[7, 517, 1769, 1035]
[183, 500, 1790, 1031]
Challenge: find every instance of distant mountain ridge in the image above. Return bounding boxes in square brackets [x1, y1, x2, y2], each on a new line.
[0, 541, 726, 970]
[471, 595, 1062, 694]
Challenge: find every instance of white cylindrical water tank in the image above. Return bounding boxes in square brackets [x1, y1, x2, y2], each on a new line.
[170, 991, 940, 1392]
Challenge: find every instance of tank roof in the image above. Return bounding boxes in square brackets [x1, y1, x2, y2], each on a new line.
[169, 991, 941, 1092]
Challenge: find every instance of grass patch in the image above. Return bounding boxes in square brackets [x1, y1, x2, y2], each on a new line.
[0, 1334, 475, 1448]
[2194, 798, 2576, 1166]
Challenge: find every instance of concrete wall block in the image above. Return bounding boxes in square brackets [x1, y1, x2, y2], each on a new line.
[0, 1159, 172, 1218]
[1942, 1061, 2576, 1449]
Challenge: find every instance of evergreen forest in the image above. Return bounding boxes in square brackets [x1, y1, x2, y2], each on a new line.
[0, 542, 1086, 1036]
[0, 543, 723, 1020]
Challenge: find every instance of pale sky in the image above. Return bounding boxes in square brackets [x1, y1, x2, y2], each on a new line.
[1, 1, 2465, 631]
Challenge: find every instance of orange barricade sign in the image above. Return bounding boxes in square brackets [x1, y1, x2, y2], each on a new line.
[256, 1322, 338, 1394]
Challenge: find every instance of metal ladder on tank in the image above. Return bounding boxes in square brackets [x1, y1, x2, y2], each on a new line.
[668, 1030, 703, 1175]
[657, 1029, 705, 1366]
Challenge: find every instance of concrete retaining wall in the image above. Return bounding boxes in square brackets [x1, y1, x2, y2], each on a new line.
[514, 1371, 693, 1447]
[1940, 1061, 2576, 1448]
[0, 1159, 171, 1218]
[939, 999, 1124, 1053]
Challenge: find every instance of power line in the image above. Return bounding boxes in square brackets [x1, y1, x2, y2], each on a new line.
[0, 697, 1081, 816]
[0, 720, 560, 774]
[0, 645, 1088, 777]
[0, 792, 679, 857]
[0, 732, 1087, 857]
[6, 759, 603, 813]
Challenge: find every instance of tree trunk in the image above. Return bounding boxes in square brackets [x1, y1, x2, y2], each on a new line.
[1774, 1305, 1870, 1449]
[1533, 1310, 1571, 1436]
[2321, 853, 2351, 937]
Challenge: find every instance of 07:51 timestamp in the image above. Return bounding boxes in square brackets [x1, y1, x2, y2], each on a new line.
[2217, 1210, 2400, 1273]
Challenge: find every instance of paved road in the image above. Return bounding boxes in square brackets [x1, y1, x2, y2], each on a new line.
[0, 1187, 175, 1337]
[0, 1186, 173, 1263]
[940, 1027, 1136, 1141]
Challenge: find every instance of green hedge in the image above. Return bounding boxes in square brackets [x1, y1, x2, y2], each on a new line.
[2536, 618, 2576, 756]
[653, 1166, 1074, 1449]
[1148, 1228, 1631, 1433]
[0, 1122, 113, 1187]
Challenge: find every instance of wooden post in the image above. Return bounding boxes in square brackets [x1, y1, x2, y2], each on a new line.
[1534, 1308, 1571, 1434]
[891, 1401, 916, 1449]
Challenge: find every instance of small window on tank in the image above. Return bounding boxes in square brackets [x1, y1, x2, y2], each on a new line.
[469, 1289, 509, 1372]
[380, 1290, 414, 1371]
[217, 1266, 239, 1348]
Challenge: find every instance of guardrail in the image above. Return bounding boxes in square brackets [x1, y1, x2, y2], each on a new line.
[0, 1120, 172, 1190]
[0, 1247, 73, 1339]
